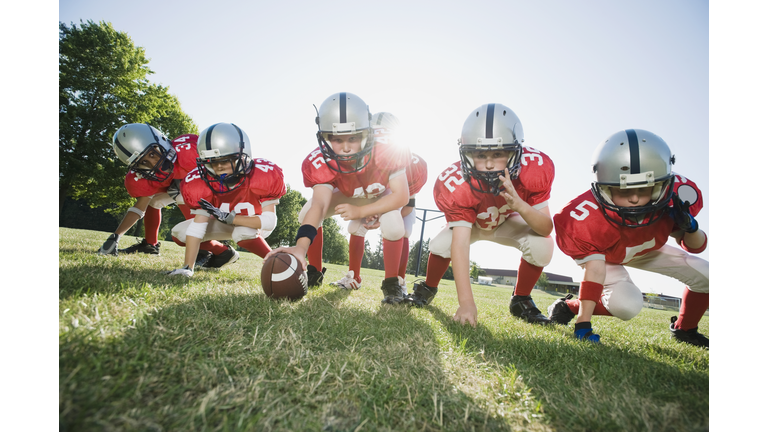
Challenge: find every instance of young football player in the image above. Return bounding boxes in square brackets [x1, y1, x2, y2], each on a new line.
[97, 123, 228, 262]
[329, 112, 429, 293]
[405, 104, 555, 328]
[266, 92, 411, 304]
[165, 122, 286, 277]
[547, 129, 708, 347]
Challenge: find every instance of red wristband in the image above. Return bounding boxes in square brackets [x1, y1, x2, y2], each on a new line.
[579, 281, 604, 303]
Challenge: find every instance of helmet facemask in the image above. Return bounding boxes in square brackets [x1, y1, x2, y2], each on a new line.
[196, 123, 253, 194]
[314, 92, 374, 174]
[459, 144, 522, 196]
[130, 143, 177, 182]
[458, 103, 525, 196]
[590, 129, 676, 228]
[114, 123, 177, 182]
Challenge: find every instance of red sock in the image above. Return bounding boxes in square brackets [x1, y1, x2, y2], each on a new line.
[348, 235, 365, 279]
[513, 259, 543, 297]
[425, 253, 451, 288]
[144, 207, 161, 245]
[237, 237, 271, 258]
[199, 240, 229, 255]
[564, 297, 613, 316]
[307, 226, 323, 269]
[398, 238, 410, 279]
[382, 238, 404, 279]
[675, 288, 709, 330]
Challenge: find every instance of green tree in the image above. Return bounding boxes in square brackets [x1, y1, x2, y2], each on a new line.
[407, 238, 430, 277]
[321, 218, 349, 265]
[59, 20, 197, 217]
[537, 272, 551, 290]
[267, 186, 307, 248]
[369, 236, 384, 271]
[361, 239, 374, 269]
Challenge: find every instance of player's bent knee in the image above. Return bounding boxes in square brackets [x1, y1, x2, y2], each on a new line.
[603, 282, 644, 321]
[232, 226, 260, 243]
[171, 221, 190, 243]
[380, 211, 405, 241]
[684, 255, 709, 293]
[524, 236, 555, 267]
[428, 229, 453, 259]
[149, 193, 175, 209]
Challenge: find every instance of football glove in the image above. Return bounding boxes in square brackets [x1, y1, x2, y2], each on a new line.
[574, 322, 601, 343]
[164, 265, 193, 277]
[670, 193, 699, 233]
[97, 233, 120, 256]
[198, 198, 236, 224]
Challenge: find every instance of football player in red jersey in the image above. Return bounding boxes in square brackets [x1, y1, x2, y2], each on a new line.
[164, 123, 286, 277]
[405, 104, 555, 328]
[329, 112, 429, 293]
[266, 92, 411, 304]
[97, 123, 228, 261]
[547, 129, 708, 347]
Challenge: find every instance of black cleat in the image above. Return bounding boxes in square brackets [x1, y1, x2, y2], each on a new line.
[404, 281, 438, 307]
[547, 293, 576, 325]
[509, 295, 552, 325]
[670, 316, 709, 348]
[204, 245, 239, 268]
[381, 276, 405, 305]
[307, 265, 327, 287]
[118, 238, 160, 255]
[195, 250, 213, 268]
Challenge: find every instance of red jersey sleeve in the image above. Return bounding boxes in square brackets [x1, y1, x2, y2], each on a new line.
[372, 142, 410, 177]
[170, 134, 200, 179]
[180, 168, 214, 211]
[251, 159, 287, 205]
[407, 153, 429, 196]
[553, 190, 618, 261]
[433, 162, 479, 224]
[124, 172, 168, 198]
[302, 147, 338, 188]
[515, 146, 555, 207]
[669, 173, 704, 217]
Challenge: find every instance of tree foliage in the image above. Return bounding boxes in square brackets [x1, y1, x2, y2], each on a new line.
[59, 20, 197, 217]
[321, 217, 349, 265]
[267, 186, 307, 248]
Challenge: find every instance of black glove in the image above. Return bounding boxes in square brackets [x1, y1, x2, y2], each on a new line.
[198, 199, 236, 224]
[670, 193, 698, 233]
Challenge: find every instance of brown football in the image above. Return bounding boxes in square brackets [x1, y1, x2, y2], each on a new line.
[260, 253, 308, 301]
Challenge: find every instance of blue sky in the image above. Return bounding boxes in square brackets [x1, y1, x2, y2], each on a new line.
[2, 0, 761, 428]
[55, 0, 713, 299]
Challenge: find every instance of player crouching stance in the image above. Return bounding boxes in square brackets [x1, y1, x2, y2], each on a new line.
[267, 92, 411, 304]
[406, 104, 555, 327]
[165, 123, 286, 277]
[98, 123, 227, 262]
[332, 112, 429, 294]
[549, 129, 708, 347]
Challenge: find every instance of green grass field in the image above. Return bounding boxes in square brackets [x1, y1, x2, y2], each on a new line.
[59, 227, 708, 431]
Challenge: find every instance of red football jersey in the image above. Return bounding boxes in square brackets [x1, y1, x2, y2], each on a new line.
[407, 153, 429, 196]
[124, 134, 200, 198]
[434, 146, 555, 230]
[301, 141, 411, 198]
[181, 158, 286, 217]
[554, 173, 705, 265]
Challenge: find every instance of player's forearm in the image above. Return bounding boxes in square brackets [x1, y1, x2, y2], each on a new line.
[233, 215, 261, 229]
[358, 190, 409, 219]
[516, 204, 553, 237]
[451, 228, 475, 308]
[681, 229, 707, 251]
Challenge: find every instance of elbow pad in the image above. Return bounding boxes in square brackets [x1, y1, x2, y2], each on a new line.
[257, 211, 277, 232]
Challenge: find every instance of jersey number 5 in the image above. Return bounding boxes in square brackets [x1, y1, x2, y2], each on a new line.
[569, 200, 599, 221]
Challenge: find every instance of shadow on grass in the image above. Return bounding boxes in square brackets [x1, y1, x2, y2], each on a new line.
[60, 287, 520, 432]
[423, 305, 709, 432]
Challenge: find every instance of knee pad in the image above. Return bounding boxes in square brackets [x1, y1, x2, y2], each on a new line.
[232, 226, 260, 243]
[149, 193, 175, 209]
[684, 255, 709, 293]
[348, 219, 368, 236]
[603, 281, 644, 321]
[428, 226, 454, 259]
[380, 210, 405, 241]
[521, 234, 554, 267]
[171, 220, 192, 243]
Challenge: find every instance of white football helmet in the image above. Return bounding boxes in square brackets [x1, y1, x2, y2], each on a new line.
[458, 103, 524, 195]
[591, 129, 676, 227]
[112, 123, 177, 182]
[196, 123, 253, 193]
[370, 112, 400, 145]
[315, 92, 373, 173]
